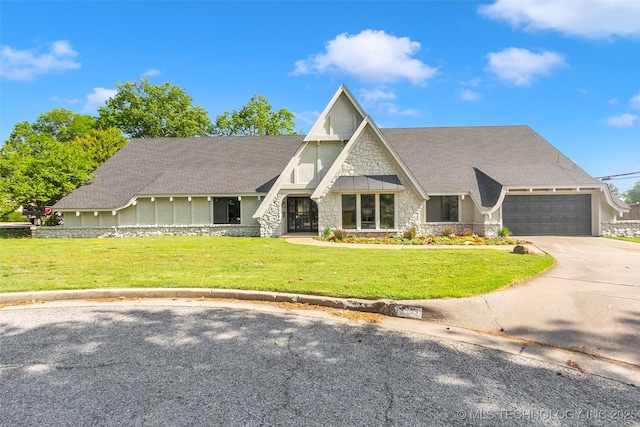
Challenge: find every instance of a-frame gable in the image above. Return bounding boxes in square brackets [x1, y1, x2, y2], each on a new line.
[311, 116, 427, 200]
[304, 84, 366, 142]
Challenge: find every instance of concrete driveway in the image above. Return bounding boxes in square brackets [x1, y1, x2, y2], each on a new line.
[404, 237, 640, 366]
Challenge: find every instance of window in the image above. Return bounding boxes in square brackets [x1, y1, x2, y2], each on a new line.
[361, 194, 375, 229]
[379, 194, 395, 229]
[342, 194, 356, 229]
[341, 194, 395, 230]
[426, 196, 458, 222]
[214, 197, 241, 224]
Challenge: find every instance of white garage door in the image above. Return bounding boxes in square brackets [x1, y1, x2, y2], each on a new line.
[502, 194, 592, 236]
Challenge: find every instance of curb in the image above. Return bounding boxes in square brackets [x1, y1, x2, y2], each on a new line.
[0, 288, 425, 320]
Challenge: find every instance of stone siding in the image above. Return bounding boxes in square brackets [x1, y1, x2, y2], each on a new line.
[316, 129, 423, 233]
[33, 225, 260, 239]
[258, 195, 285, 237]
[601, 221, 640, 237]
[419, 222, 501, 237]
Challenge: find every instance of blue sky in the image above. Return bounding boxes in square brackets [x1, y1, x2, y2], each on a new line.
[1, 0, 639, 191]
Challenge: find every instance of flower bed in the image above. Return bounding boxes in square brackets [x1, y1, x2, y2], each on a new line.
[319, 227, 523, 246]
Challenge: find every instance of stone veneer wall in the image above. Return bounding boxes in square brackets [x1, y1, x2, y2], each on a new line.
[257, 195, 285, 237]
[316, 129, 424, 233]
[33, 225, 260, 239]
[419, 222, 501, 237]
[600, 221, 640, 237]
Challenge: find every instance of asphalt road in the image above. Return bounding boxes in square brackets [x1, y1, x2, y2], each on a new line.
[1, 301, 638, 426]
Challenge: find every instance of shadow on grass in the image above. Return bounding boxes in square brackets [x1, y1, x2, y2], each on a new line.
[1, 304, 637, 426]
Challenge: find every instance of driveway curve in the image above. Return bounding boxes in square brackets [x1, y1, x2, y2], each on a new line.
[405, 237, 640, 366]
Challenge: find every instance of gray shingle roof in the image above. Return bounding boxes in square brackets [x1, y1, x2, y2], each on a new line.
[54, 135, 304, 210]
[55, 126, 604, 211]
[381, 126, 603, 209]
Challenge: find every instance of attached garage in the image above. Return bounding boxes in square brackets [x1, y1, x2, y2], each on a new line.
[502, 194, 592, 236]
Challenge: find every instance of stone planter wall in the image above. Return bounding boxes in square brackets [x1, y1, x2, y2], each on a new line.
[32, 225, 261, 239]
[601, 221, 640, 237]
[419, 222, 501, 237]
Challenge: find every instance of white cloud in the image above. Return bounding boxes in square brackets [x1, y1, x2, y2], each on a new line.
[479, 0, 640, 39]
[0, 40, 81, 81]
[358, 88, 397, 105]
[375, 102, 420, 117]
[292, 30, 437, 84]
[142, 68, 161, 77]
[83, 87, 117, 112]
[462, 77, 482, 87]
[293, 111, 320, 126]
[608, 98, 619, 105]
[607, 113, 637, 127]
[486, 47, 565, 86]
[460, 89, 482, 102]
[630, 92, 640, 110]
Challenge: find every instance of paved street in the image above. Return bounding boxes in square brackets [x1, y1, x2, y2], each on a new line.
[1, 300, 638, 426]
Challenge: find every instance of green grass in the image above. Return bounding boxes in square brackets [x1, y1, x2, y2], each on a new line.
[0, 236, 554, 300]
[605, 236, 640, 243]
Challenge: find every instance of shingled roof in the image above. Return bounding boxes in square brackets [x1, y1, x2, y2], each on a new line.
[54, 125, 606, 211]
[382, 125, 603, 209]
[54, 135, 304, 210]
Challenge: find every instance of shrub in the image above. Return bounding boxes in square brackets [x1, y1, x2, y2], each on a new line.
[332, 228, 348, 242]
[322, 226, 332, 240]
[0, 211, 25, 222]
[403, 226, 418, 240]
[498, 226, 511, 237]
[442, 226, 455, 237]
[462, 227, 474, 237]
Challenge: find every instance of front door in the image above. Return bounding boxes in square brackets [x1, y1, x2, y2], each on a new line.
[287, 197, 318, 233]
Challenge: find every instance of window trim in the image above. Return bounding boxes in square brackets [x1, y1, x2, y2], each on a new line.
[213, 197, 241, 225]
[425, 195, 460, 223]
[341, 193, 397, 230]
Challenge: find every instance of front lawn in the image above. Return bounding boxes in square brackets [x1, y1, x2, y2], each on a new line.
[0, 236, 553, 300]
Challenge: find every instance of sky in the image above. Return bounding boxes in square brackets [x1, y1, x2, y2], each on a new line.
[1, 0, 639, 192]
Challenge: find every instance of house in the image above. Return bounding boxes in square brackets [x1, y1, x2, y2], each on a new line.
[48, 84, 629, 238]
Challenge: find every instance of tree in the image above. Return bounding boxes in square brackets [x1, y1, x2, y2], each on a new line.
[0, 110, 100, 216]
[97, 78, 213, 138]
[213, 94, 296, 136]
[0, 130, 92, 214]
[74, 127, 128, 169]
[32, 109, 96, 142]
[622, 181, 640, 203]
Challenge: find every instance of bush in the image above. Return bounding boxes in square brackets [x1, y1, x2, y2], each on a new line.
[462, 227, 474, 237]
[498, 226, 511, 237]
[0, 211, 26, 222]
[332, 228, 348, 242]
[322, 226, 332, 240]
[403, 226, 417, 240]
[442, 226, 455, 237]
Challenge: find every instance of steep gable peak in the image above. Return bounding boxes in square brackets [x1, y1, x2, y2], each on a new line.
[304, 84, 366, 142]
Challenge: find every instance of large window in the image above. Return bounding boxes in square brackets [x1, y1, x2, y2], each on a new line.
[342, 195, 356, 229]
[426, 196, 458, 222]
[341, 194, 395, 230]
[214, 197, 241, 224]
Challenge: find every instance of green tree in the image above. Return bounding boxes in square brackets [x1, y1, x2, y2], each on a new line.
[74, 127, 128, 169]
[622, 181, 640, 203]
[0, 110, 100, 216]
[0, 130, 92, 214]
[97, 78, 213, 138]
[213, 94, 296, 136]
[32, 108, 96, 142]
